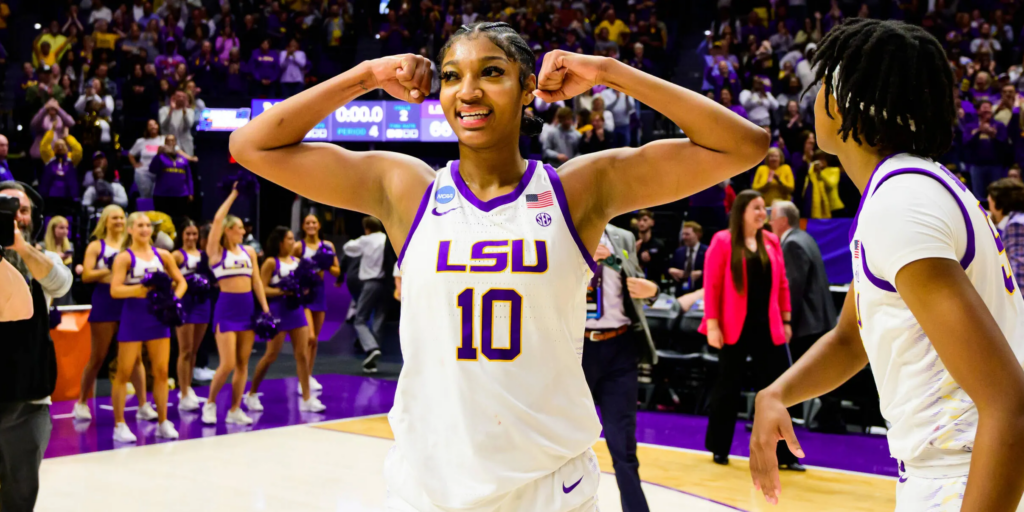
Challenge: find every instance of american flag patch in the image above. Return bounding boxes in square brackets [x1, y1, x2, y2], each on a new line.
[526, 191, 554, 208]
[853, 240, 860, 258]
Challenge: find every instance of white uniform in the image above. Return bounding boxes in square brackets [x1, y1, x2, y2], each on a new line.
[386, 160, 603, 512]
[850, 153, 1024, 511]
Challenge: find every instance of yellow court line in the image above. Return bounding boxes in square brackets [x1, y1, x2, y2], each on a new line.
[315, 416, 895, 512]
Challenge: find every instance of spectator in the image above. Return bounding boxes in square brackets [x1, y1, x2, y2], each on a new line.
[698, 190, 800, 469]
[82, 156, 128, 211]
[225, 50, 246, 96]
[88, 0, 113, 25]
[128, 119, 166, 198]
[740, 78, 777, 129]
[190, 40, 222, 94]
[668, 221, 707, 296]
[594, 27, 618, 56]
[74, 77, 114, 117]
[216, 25, 240, 62]
[541, 107, 580, 167]
[279, 38, 307, 97]
[590, 95, 615, 132]
[628, 42, 656, 76]
[706, 60, 741, 101]
[38, 127, 82, 170]
[970, 22, 1001, 55]
[601, 88, 636, 147]
[149, 134, 194, 222]
[241, 219, 262, 257]
[595, 6, 630, 46]
[91, 19, 119, 52]
[0, 134, 11, 182]
[248, 38, 279, 97]
[994, 83, 1016, 126]
[967, 70, 999, 106]
[38, 139, 79, 207]
[769, 200, 835, 361]
[1010, 165, 1022, 182]
[42, 216, 74, 269]
[579, 114, 613, 154]
[154, 38, 186, 78]
[988, 178, 1024, 291]
[378, 10, 410, 55]
[0, 182, 72, 512]
[753, 147, 795, 207]
[769, 20, 793, 55]
[123, 63, 158, 140]
[778, 100, 808, 152]
[159, 90, 196, 156]
[964, 100, 1009, 201]
[30, 100, 75, 161]
[719, 87, 748, 119]
[33, 21, 69, 68]
[634, 209, 667, 283]
[25, 66, 65, 114]
[803, 151, 843, 219]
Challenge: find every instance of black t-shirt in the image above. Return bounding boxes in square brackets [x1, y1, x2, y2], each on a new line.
[743, 249, 772, 333]
[638, 236, 668, 283]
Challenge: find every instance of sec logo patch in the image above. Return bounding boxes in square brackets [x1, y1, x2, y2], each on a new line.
[536, 213, 552, 227]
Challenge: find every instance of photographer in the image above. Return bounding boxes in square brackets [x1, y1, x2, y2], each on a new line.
[0, 181, 73, 511]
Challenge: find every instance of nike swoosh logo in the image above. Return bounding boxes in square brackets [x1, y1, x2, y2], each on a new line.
[562, 476, 584, 494]
[431, 207, 461, 216]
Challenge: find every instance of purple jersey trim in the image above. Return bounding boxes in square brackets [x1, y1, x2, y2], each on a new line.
[858, 167, 977, 293]
[544, 164, 599, 274]
[849, 152, 904, 244]
[396, 181, 434, 270]
[451, 160, 537, 212]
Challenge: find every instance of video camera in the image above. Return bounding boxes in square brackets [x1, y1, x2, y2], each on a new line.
[0, 193, 18, 249]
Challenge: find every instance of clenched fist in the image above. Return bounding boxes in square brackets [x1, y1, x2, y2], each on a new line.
[534, 50, 610, 103]
[368, 54, 434, 104]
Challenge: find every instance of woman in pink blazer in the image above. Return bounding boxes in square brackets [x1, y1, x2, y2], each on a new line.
[697, 189, 803, 470]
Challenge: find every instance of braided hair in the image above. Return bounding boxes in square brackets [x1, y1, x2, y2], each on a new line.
[812, 18, 955, 158]
[437, 22, 545, 137]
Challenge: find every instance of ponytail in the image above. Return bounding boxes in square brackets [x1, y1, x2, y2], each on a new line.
[521, 108, 544, 137]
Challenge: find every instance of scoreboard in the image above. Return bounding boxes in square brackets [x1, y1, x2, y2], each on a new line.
[238, 99, 458, 143]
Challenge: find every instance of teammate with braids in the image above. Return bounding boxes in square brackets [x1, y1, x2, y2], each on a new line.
[231, 21, 768, 511]
[750, 19, 1024, 511]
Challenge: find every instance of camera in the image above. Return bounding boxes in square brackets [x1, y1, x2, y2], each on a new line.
[0, 194, 18, 248]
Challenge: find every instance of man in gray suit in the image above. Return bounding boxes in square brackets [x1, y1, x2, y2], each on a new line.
[585, 223, 659, 512]
[769, 201, 837, 360]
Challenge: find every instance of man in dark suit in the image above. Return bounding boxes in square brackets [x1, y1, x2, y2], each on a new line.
[769, 200, 837, 360]
[667, 221, 708, 297]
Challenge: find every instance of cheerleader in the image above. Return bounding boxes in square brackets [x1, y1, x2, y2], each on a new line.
[202, 186, 271, 425]
[294, 214, 340, 394]
[109, 212, 187, 442]
[73, 205, 155, 422]
[244, 227, 326, 412]
[172, 218, 210, 411]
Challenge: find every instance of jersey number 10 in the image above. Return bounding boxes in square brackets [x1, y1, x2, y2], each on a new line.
[456, 288, 522, 361]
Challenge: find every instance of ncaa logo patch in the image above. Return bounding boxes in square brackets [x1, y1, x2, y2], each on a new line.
[435, 186, 456, 204]
[536, 213, 552, 227]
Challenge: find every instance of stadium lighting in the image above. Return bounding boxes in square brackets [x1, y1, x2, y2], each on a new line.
[34, 23, 41, 29]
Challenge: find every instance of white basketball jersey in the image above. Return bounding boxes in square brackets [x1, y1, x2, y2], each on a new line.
[850, 153, 1024, 470]
[387, 160, 603, 510]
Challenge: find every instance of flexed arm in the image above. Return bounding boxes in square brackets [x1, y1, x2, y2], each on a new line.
[207, 188, 238, 260]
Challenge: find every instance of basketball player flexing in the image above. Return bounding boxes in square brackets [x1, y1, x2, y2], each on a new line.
[749, 19, 1024, 511]
[231, 22, 768, 511]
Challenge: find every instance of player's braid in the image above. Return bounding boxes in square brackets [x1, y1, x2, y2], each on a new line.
[811, 18, 955, 158]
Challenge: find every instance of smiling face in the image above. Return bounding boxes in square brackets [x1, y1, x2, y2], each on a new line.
[129, 214, 154, 245]
[744, 197, 768, 230]
[439, 35, 535, 150]
[280, 230, 295, 256]
[53, 219, 68, 241]
[106, 208, 126, 235]
[225, 219, 245, 245]
[303, 215, 320, 237]
[182, 225, 198, 249]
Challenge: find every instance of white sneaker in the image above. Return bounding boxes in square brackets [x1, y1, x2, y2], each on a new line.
[156, 420, 179, 439]
[243, 393, 264, 412]
[178, 393, 200, 411]
[310, 376, 323, 391]
[187, 387, 200, 401]
[72, 402, 92, 421]
[225, 408, 253, 425]
[113, 423, 137, 443]
[300, 396, 326, 412]
[201, 402, 217, 425]
[136, 402, 158, 421]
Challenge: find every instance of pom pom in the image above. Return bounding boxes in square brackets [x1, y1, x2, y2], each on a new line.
[220, 170, 260, 196]
[276, 274, 305, 309]
[49, 307, 63, 330]
[185, 273, 214, 302]
[293, 258, 323, 305]
[197, 252, 217, 280]
[146, 289, 185, 327]
[311, 244, 336, 271]
[142, 271, 173, 292]
[253, 311, 279, 340]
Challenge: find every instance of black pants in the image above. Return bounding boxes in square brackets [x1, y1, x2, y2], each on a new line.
[0, 402, 51, 512]
[705, 327, 798, 464]
[582, 332, 650, 512]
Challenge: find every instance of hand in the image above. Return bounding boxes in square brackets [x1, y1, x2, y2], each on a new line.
[668, 267, 684, 280]
[75, 264, 84, 275]
[593, 244, 612, 261]
[706, 325, 724, 348]
[784, 323, 792, 342]
[368, 54, 433, 104]
[640, 251, 650, 263]
[691, 270, 702, 283]
[814, 11, 822, 19]
[534, 50, 607, 103]
[626, 277, 659, 299]
[557, 153, 569, 163]
[750, 390, 805, 505]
